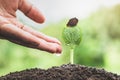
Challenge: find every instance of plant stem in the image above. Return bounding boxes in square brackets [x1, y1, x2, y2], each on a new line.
[70, 48, 74, 64]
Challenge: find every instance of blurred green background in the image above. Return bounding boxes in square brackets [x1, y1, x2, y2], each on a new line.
[0, 2, 120, 76]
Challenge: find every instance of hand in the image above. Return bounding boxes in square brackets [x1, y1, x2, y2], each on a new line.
[0, 0, 62, 53]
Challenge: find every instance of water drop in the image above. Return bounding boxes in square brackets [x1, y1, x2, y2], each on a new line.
[54, 53, 61, 56]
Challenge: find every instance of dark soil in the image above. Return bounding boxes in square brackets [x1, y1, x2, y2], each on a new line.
[0, 64, 120, 80]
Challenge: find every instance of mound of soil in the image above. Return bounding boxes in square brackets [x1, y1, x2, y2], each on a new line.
[0, 64, 120, 80]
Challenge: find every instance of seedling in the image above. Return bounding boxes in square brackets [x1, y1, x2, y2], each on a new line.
[62, 17, 82, 64]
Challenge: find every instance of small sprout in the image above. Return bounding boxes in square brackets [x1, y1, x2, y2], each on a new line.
[62, 17, 82, 64]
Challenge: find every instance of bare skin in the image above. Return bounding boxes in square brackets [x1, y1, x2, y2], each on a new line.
[0, 0, 62, 53]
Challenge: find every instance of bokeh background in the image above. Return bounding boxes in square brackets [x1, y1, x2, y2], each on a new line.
[0, 0, 120, 76]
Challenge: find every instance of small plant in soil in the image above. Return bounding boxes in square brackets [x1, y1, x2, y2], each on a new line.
[0, 18, 120, 80]
[62, 17, 82, 64]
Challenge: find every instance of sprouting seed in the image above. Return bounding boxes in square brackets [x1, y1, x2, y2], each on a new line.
[62, 17, 82, 64]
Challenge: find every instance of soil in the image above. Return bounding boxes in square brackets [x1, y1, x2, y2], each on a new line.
[0, 64, 120, 80]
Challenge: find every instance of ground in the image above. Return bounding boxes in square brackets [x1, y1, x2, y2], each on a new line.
[0, 64, 120, 80]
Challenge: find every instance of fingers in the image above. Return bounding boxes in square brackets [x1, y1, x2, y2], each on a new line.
[18, 0, 45, 23]
[0, 23, 62, 53]
[10, 19, 61, 45]
[21, 25, 62, 53]
[21, 25, 61, 45]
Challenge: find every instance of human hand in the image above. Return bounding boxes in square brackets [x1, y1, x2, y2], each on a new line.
[0, 0, 62, 53]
